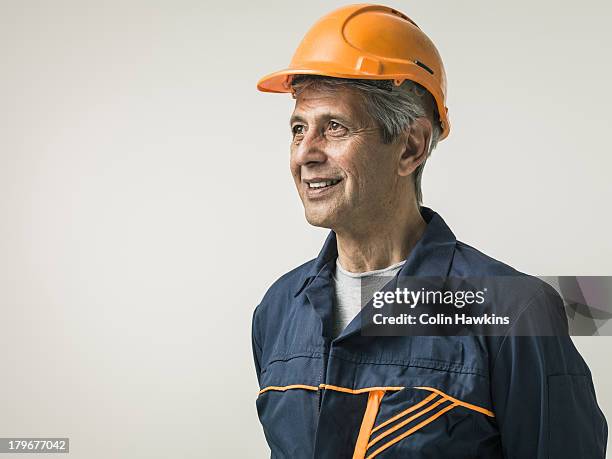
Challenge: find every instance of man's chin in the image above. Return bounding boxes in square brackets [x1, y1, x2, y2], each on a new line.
[304, 209, 337, 229]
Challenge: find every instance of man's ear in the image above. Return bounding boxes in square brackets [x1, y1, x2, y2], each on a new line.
[398, 117, 432, 177]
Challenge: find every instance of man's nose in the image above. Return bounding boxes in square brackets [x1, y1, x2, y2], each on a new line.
[293, 130, 328, 167]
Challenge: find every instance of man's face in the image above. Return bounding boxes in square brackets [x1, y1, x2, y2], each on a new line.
[289, 85, 404, 230]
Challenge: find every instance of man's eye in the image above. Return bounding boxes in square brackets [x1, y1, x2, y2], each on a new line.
[292, 125, 305, 136]
[327, 121, 347, 135]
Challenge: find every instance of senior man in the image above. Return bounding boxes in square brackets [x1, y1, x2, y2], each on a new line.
[251, 4, 607, 458]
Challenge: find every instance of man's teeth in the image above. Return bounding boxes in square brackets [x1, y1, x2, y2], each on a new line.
[308, 179, 340, 189]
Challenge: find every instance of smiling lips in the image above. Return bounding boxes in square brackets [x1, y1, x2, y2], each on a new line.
[303, 177, 343, 197]
[307, 179, 341, 189]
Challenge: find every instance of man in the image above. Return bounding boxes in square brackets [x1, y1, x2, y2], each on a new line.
[251, 4, 607, 458]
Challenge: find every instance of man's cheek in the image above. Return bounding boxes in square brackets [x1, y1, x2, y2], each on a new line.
[289, 166, 300, 183]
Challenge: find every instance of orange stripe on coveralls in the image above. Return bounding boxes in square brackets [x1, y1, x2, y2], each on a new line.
[368, 397, 447, 448]
[258, 384, 319, 395]
[366, 403, 458, 459]
[370, 392, 438, 434]
[258, 384, 405, 395]
[319, 384, 404, 394]
[352, 390, 385, 459]
[414, 386, 495, 417]
[258, 384, 494, 419]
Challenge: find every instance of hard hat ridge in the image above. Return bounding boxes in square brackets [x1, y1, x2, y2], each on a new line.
[257, 4, 451, 140]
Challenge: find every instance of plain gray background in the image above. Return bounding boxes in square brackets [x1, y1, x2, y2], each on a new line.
[1, 0, 610, 457]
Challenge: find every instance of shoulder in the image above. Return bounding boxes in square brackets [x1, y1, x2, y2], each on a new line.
[252, 257, 317, 327]
[452, 240, 524, 276]
[262, 258, 316, 303]
[452, 239, 565, 320]
[448, 244, 581, 376]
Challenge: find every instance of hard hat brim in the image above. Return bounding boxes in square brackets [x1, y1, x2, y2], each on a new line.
[257, 66, 450, 140]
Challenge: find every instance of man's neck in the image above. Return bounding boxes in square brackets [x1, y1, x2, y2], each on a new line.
[335, 204, 427, 274]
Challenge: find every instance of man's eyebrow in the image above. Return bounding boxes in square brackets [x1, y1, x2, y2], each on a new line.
[290, 114, 306, 126]
[289, 112, 353, 126]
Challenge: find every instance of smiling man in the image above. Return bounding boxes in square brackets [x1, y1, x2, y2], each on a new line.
[289, 80, 429, 266]
[251, 4, 607, 458]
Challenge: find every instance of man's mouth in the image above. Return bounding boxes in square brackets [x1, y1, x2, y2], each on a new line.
[307, 179, 341, 189]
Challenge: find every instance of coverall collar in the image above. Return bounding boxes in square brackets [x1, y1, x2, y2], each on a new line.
[293, 206, 458, 298]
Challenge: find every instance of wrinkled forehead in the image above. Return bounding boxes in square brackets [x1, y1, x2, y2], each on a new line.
[291, 85, 372, 124]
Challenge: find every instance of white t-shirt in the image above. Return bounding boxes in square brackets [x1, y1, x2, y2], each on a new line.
[331, 257, 406, 338]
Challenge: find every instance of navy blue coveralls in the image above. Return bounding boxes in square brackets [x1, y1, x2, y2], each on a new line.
[251, 207, 608, 458]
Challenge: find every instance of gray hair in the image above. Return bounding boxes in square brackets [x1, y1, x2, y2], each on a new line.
[290, 75, 441, 206]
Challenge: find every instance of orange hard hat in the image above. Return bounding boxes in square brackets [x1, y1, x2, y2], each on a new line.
[257, 4, 451, 140]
